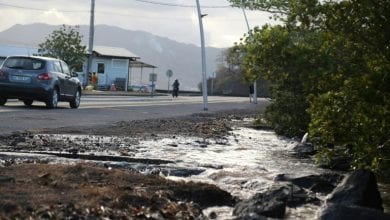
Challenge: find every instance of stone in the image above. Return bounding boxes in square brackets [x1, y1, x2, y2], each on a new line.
[233, 185, 318, 219]
[318, 204, 390, 220]
[208, 211, 217, 219]
[326, 169, 383, 211]
[0, 176, 15, 183]
[292, 143, 316, 157]
[274, 173, 344, 194]
[234, 197, 286, 219]
[289, 173, 343, 194]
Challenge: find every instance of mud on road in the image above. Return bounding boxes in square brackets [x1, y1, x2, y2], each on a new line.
[0, 109, 259, 219]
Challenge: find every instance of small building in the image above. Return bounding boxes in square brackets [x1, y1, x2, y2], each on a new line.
[86, 46, 156, 91]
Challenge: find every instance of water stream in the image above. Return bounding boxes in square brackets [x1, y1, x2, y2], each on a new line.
[1, 126, 389, 219]
[137, 127, 330, 219]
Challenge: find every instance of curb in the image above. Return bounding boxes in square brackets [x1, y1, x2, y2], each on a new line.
[82, 90, 169, 97]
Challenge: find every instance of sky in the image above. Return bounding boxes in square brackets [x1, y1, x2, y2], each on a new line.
[0, 0, 274, 48]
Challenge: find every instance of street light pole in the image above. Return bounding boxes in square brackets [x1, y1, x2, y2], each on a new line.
[241, 0, 257, 104]
[86, 0, 95, 86]
[195, 0, 208, 111]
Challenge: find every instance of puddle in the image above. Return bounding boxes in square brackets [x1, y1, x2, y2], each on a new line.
[0, 127, 389, 219]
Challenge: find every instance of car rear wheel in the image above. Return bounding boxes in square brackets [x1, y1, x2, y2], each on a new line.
[23, 99, 33, 106]
[46, 88, 58, 109]
[69, 90, 81, 109]
[0, 97, 7, 106]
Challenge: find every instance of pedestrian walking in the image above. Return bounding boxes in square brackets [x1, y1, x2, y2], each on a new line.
[249, 84, 254, 103]
[172, 79, 180, 98]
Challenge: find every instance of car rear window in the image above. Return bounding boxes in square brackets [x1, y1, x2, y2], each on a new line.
[4, 57, 45, 70]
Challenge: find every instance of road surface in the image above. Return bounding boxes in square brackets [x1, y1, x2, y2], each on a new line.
[0, 95, 269, 135]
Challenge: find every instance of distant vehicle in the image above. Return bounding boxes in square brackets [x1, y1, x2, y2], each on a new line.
[0, 56, 81, 109]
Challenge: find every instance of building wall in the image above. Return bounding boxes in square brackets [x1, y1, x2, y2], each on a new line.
[90, 57, 129, 87]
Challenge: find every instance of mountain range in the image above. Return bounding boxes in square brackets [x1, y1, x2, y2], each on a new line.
[0, 23, 225, 90]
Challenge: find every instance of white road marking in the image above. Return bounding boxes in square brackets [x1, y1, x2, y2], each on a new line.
[0, 96, 252, 111]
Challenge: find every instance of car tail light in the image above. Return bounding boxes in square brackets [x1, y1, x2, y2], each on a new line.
[0, 69, 5, 79]
[38, 72, 52, 80]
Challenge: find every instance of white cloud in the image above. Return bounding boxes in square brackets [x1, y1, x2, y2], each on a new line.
[0, 0, 275, 48]
[42, 8, 71, 24]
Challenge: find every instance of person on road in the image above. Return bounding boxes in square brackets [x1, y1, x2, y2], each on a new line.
[172, 79, 180, 98]
[249, 84, 254, 103]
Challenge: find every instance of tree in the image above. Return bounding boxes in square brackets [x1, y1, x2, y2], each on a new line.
[38, 25, 86, 71]
[228, 0, 289, 15]
[231, 0, 390, 173]
[306, 0, 390, 173]
[214, 48, 249, 96]
[201, 48, 269, 97]
[235, 25, 317, 137]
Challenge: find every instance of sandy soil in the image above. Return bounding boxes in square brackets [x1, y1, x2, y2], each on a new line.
[0, 109, 259, 219]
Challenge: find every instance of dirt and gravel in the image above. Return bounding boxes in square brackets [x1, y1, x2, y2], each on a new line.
[0, 109, 260, 219]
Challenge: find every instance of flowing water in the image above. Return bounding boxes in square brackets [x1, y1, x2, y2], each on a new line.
[137, 127, 329, 219]
[1, 126, 389, 219]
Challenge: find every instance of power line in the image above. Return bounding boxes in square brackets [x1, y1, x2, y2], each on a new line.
[0, 2, 88, 13]
[0, 1, 232, 12]
[132, 0, 231, 8]
[0, 1, 238, 19]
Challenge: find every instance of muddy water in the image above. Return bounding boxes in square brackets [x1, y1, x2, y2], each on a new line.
[138, 127, 328, 219]
[1, 126, 389, 219]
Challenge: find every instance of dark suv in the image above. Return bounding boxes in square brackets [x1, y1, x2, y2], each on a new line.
[0, 56, 81, 109]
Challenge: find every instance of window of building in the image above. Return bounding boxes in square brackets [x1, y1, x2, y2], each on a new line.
[97, 63, 105, 74]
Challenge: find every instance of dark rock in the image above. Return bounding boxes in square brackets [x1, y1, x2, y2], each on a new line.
[318, 146, 352, 171]
[234, 198, 286, 219]
[68, 148, 78, 155]
[233, 185, 319, 219]
[172, 184, 236, 209]
[326, 169, 383, 211]
[209, 211, 217, 219]
[319, 204, 390, 220]
[319, 155, 351, 171]
[161, 167, 205, 177]
[273, 174, 287, 181]
[38, 173, 51, 179]
[289, 173, 343, 194]
[0, 203, 19, 213]
[0, 176, 15, 183]
[274, 173, 344, 194]
[293, 143, 316, 157]
[287, 184, 320, 207]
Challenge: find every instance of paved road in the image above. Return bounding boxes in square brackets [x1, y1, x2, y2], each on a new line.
[0, 95, 269, 135]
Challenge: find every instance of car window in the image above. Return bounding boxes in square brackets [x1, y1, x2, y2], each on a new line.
[61, 61, 71, 75]
[4, 57, 45, 70]
[53, 61, 63, 73]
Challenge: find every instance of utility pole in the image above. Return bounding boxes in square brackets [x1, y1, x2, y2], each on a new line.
[241, 0, 257, 104]
[195, 0, 208, 111]
[86, 0, 95, 86]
